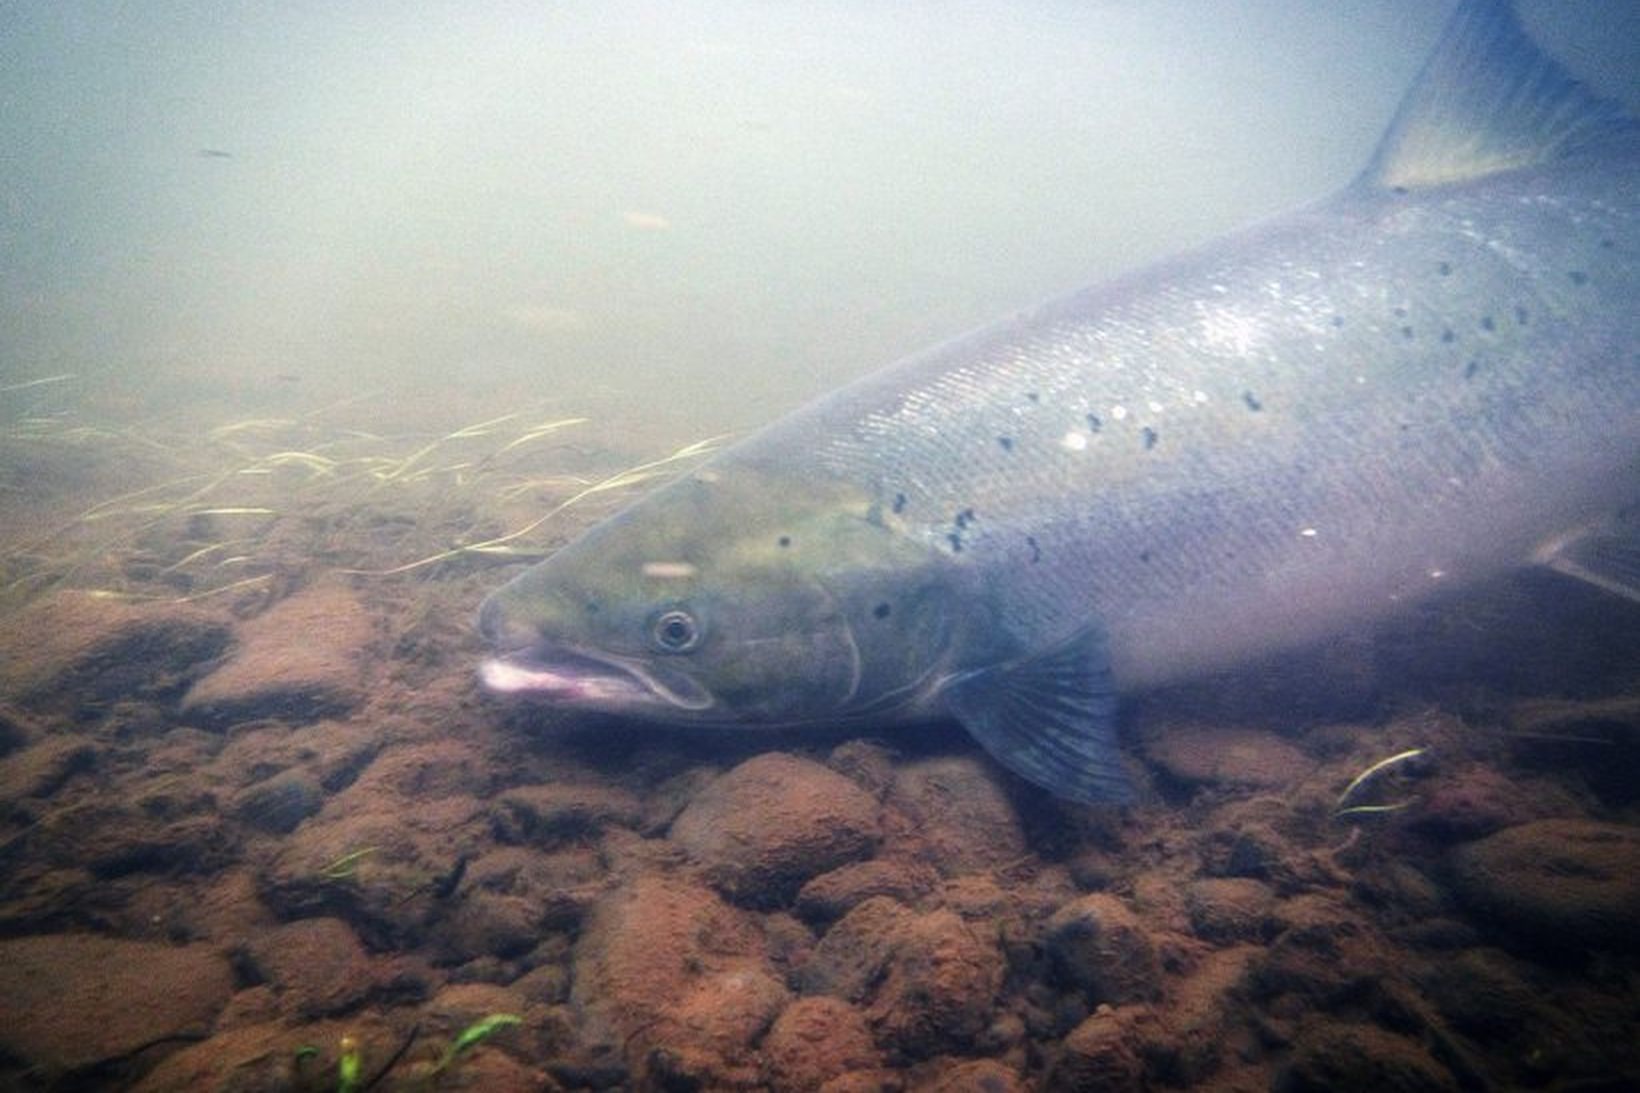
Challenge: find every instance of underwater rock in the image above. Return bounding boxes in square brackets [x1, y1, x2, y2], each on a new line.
[1410, 764, 1543, 841]
[670, 752, 881, 905]
[1146, 726, 1314, 790]
[1274, 1021, 1457, 1092]
[1417, 947, 1542, 1040]
[1045, 893, 1162, 1005]
[0, 933, 233, 1073]
[0, 591, 229, 708]
[914, 1057, 1030, 1092]
[1451, 818, 1640, 946]
[181, 583, 376, 727]
[881, 755, 1027, 874]
[1185, 877, 1276, 943]
[259, 794, 488, 934]
[798, 896, 1005, 1059]
[1049, 1004, 1152, 1091]
[796, 859, 939, 924]
[493, 781, 643, 846]
[346, 738, 495, 801]
[827, 739, 898, 797]
[761, 996, 882, 1093]
[0, 735, 96, 800]
[246, 916, 376, 1018]
[231, 769, 323, 834]
[440, 846, 604, 960]
[572, 874, 784, 1086]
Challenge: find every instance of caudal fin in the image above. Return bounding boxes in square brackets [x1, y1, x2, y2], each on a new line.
[1361, 0, 1638, 191]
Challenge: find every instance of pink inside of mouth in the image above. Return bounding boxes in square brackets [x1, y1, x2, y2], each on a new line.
[479, 658, 584, 696]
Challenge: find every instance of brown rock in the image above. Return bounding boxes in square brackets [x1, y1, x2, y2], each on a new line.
[494, 781, 643, 845]
[797, 859, 939, 923]
[1147, 727, 1313, 789]
[231, 769, 323, 833]
[572, 875, 783, 1084]
[762, 997, 882, 1093]
[914, 1058, 1029, 1092]
[1050, 1005, 1152, 1091]
[800, 897, 1004, 1058]
[1045, 893, 1162, 1004]
[0, 591, 228, 707]
[883, 756, 1026, 875]
[1276, 1022, 1457, 1092]
[1452, 819, 1640, 946]
[0, 933, 234, 1072]
[441, 846, 605, 960]
[246, 916, 375, 1018]
[1410, 764, 1540, 841]
[347, 739, 495, 801]
[181, 583, 376, 726]
[0, 735, 96, 800]
[671, 752, 881, 905]
[1185, 877, 1276, 943]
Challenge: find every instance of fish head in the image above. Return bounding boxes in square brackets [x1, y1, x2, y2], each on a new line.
[477, 466, 962, 726]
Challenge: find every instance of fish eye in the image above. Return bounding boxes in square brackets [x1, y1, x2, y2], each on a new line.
[649, 608, 701, 653]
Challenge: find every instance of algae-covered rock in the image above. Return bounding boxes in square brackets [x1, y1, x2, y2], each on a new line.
[181, 583, 377, 727]
[761, 997, 882, 1093]
[0, 933, 234, 1073]
[0, 591, 228, 707]
[1452, 818, 1640, 946]
[670, 752, 881, 905]
[1045, 893, 1162, 1005]
[799, 896, 1004, 1059]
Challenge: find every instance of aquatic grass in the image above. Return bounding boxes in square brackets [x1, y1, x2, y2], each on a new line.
[429, 1013, 524, 1078]
[351, 432, 726, 576]
[1334, 746, 1428, 818]
[320, 846, 381, 881]
[0, 393, 716, 607]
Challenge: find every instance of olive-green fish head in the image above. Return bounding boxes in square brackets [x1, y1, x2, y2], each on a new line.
[478, 467, 961, 725]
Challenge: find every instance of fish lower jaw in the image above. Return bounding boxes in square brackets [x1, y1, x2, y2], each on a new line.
[479, 657, 647, 706]
[479, 652, 716, 715]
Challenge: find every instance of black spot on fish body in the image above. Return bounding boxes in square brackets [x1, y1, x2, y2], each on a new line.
[997, 436, 1015, 452]
[586, 602, 600, 615]
[1393, 307, 1408, 319]
[1514, 306, 1529, 325]
[1464, 359, 1481, 380]
[1085, 414, 1102, 433]
[1139, 549, 1152, 563]
[1401, 325, 1415, 339]
[1025, 391, 1040, 403]
[1438, 261, 1452, 276]
[1392, 185, 1409, 195]
[892, 492, 907, 515]
[1026, 536, 1042, 564]
[777, 536, 791, 548]
[1141, 426, 1158, 450]
[954, 508, 975, 531]
[1600, 238, 1615, 250]
[872, 602, 892, 620]
[1568, 270, 1589, 286]
[1331, 315, 1346, 327]
[1480, 315, 1496, 332]
[1441, 327, 1456, 343]
[947, 533, 964, 553]
[1242, 390, 1263, 412]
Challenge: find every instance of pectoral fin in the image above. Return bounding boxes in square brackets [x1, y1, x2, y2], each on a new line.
[944, 625, 1133, 804]
[1536, 513, 1640, 604]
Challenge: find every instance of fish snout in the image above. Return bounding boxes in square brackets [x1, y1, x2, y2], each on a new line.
[477, 593, 537, 652]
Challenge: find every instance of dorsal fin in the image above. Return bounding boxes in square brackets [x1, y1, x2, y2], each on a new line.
[1361, 0, 1638, 190]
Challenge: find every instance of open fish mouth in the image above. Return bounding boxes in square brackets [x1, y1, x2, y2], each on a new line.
[479, 645, 716, 714]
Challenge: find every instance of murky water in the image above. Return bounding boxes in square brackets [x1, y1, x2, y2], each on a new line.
[2, 2, 1637, 1090]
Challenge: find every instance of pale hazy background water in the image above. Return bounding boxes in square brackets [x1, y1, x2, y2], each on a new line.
[3, 0, 1638, 443]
